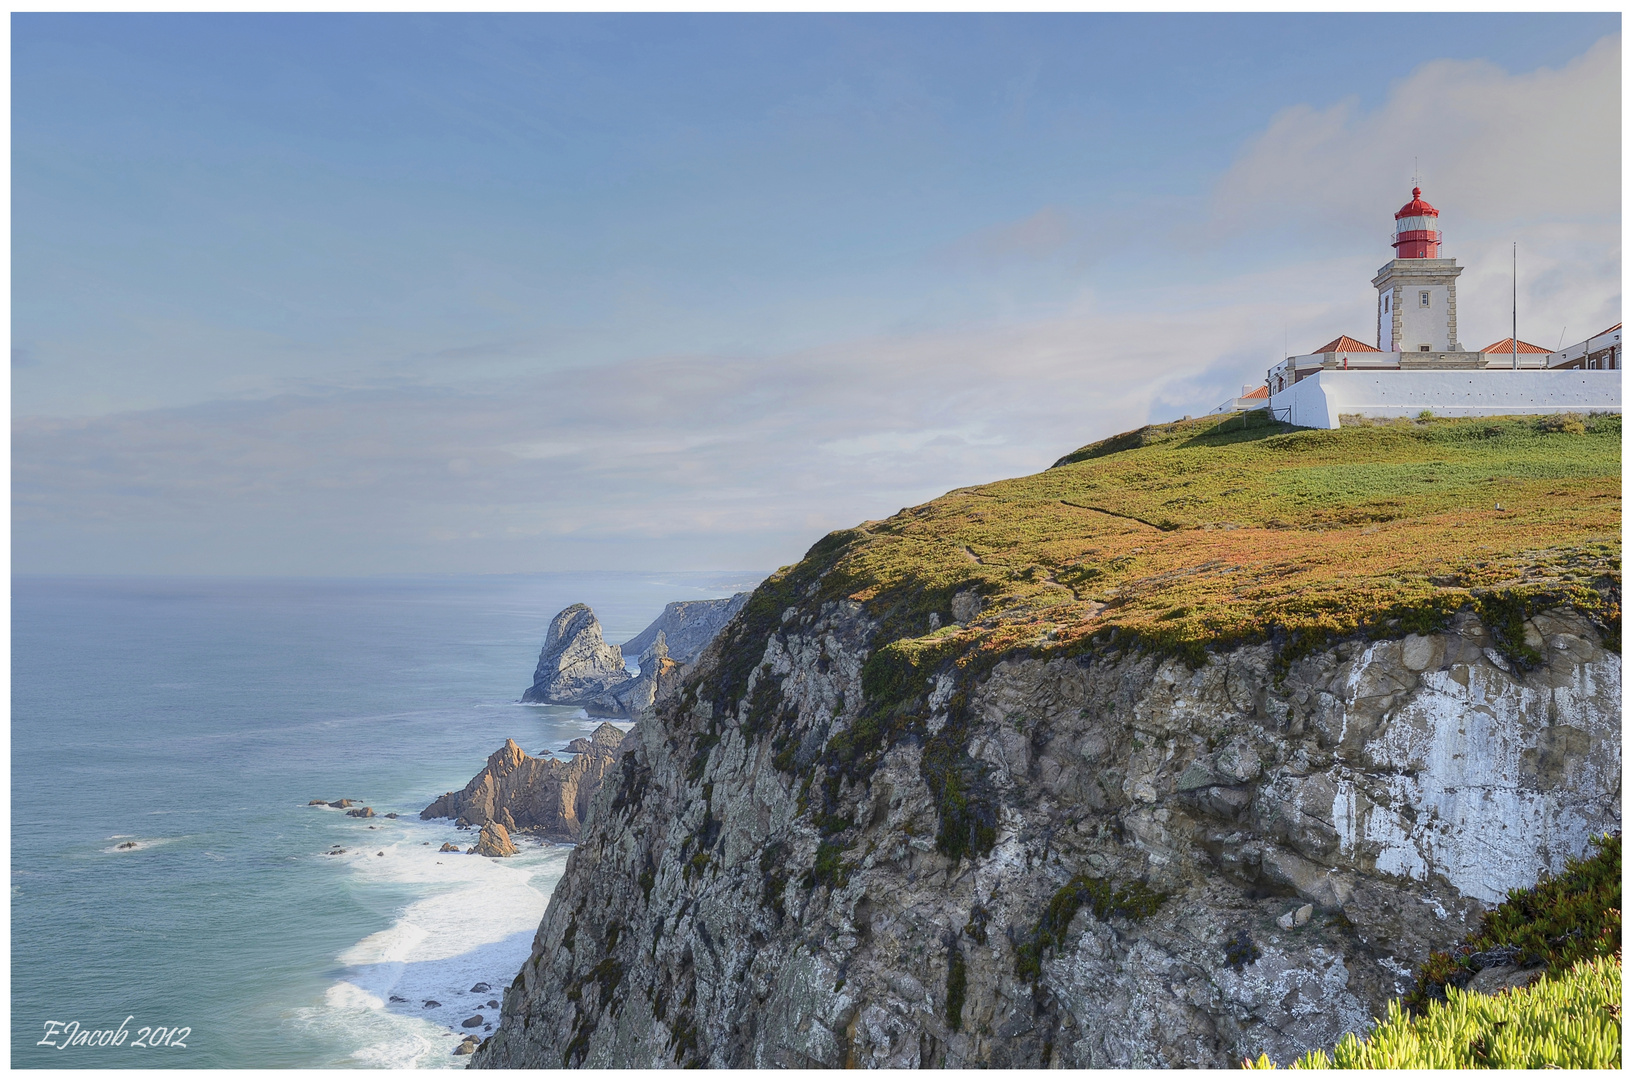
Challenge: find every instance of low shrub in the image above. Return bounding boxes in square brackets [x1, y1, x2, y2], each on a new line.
[1243, 955, 1620, 1069]
[1406, 834, 1620, 1011]
[1015, 873, 1168, 982]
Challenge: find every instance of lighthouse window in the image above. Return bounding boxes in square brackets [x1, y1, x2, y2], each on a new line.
[1419, 291, 1431, 307]
[1384, 295, 1390, 312]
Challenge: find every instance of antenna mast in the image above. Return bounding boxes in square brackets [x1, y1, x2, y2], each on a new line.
[1512, 243, 1518, 370]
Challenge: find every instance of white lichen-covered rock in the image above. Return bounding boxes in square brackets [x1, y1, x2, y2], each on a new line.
[472, 603, 1619, 1070]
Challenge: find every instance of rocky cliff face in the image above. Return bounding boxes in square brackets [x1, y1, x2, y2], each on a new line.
[621, 595, 751, 665]
[523, 605, 633, 706]
[472, 602, 1618, 1069]
[422, 725, 627, 843]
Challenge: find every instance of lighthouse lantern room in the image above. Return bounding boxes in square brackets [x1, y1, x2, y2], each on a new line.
[1392, 186, 1442, 258]
[1371, 186, 1463, 353]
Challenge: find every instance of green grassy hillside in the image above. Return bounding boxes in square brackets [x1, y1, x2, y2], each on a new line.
[745, 411, 1620, 678]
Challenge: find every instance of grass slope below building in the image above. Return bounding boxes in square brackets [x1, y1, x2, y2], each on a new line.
[785, 410, 1619, 676]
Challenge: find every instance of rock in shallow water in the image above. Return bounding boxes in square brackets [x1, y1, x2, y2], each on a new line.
[472, 821, 518, 858]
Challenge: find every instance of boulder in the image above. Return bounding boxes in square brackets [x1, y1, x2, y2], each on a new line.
[473, 821, 518, 858]
[462, 1014, 485, 1028]
[439, 842, 462, 853]
[521, 605, 632, 706]
[308, 799, 328, 805]
[347, 807, 375, 818]
[423, 1000, 440, 1009]
[470, 982, 492, 994]
[384, 813, 400, 819]
[328, 799, 355, 809]
[454, 1036, 480, 1056]
[1465, 965, 1546, 996]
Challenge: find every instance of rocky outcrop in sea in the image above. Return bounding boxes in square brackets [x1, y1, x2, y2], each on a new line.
[577, 635, 679, 719]
[523, 596, 747, 718]
[522, 605, 633, 707]
[473, 821, 519, 858]
[420, 725, 628, 844]
[470, 602, 1619, 1068]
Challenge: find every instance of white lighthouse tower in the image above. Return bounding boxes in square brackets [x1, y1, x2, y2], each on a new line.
[1371, 186, 1463, 353]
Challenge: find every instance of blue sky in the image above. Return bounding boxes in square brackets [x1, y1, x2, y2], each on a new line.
[13, 14, 1622, 575]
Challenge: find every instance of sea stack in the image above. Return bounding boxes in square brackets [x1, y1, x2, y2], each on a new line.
[421, 726, 628, 844]
[522, 604, 632, 706]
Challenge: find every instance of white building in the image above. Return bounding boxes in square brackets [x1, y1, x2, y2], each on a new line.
[1548, 324, 1622, 370]
[1216, 186, 1620, 427]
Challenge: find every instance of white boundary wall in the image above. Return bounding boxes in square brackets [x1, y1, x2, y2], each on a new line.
[1269, 370, 1622, 429]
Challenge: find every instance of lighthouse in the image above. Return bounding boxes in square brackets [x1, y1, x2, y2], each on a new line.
[1371, 186, 1463, 353]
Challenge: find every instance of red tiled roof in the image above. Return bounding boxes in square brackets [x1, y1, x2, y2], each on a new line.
[1480, 338, 1550, 355]
[1241, 385, 1269, 399]
[1594, 323, 1622, 337]
[1312, 335, 1382, 354]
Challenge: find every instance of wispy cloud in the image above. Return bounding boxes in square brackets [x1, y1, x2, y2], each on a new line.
[14, 33, 1619, 576]
[1209, 35, 1619, 239]
[14, 263, 1352, 574]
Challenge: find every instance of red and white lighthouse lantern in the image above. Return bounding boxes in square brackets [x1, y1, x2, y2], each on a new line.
[1392, 187, 1441, 259]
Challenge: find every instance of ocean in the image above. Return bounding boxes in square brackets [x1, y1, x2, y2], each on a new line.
[11, 571, 762, 1069]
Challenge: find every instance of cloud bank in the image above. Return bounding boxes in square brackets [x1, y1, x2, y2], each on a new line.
[15, 262, 1360, 574]
[15, 37, 1620, 576]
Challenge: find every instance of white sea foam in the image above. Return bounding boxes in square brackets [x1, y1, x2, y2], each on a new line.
[293, 816, 569, 1069]
[102, 836, 181, 854]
